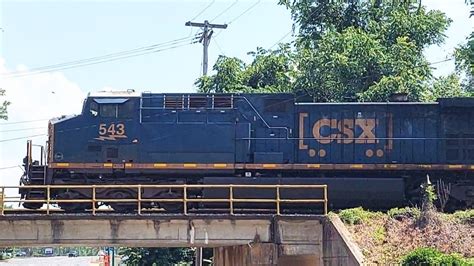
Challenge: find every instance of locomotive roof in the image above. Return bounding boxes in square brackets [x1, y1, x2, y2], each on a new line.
[88, 90, 141, 97]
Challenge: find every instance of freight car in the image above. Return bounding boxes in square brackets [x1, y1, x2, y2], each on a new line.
[19, 91, 474, 211]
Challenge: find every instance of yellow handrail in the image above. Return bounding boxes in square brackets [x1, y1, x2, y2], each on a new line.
[0, 184, 328, 216]
[0, 187, 4, 216]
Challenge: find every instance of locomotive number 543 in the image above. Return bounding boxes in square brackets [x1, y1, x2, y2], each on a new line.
[94, 123, 127, 141]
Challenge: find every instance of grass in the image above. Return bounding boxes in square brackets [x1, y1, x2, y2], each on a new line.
[338, 207, 474, 265]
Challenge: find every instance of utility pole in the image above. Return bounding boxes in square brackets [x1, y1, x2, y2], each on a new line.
[185, 20, 227, 76]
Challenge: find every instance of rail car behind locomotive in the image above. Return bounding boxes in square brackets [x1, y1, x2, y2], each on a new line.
[20, 91, 474, 211]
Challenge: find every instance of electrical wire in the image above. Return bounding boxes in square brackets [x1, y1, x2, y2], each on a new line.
[213, 39, 226, 56]
[0, 134, 46, 143]
[227, 0, 261, 25]
[2, 36, 197, 77]
[189, 0, 216, 21]
[268, 30, 293, 50]
[4, 41, 197, 78]
[211, 0, 239, 22]
[0, 127, 46, 133]
[0, 165, 22, 171]
[0, 118, 49, 125]
[213, 0, 261, 39]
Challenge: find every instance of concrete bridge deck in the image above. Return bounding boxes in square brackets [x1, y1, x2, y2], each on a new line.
[0, 213, 363, 265]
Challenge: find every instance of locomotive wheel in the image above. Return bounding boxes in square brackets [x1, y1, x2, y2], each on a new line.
[56, 191, 89, 212]
[22, 202, 44, 210]
[157, 191, 183, 213]
[108, 190, 136, 213]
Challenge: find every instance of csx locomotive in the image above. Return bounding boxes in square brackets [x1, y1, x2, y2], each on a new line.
[20, 90, 474, 211]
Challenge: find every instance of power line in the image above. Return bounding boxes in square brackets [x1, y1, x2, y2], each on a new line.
[2, 37, 198, 78]
[4, 41, 196, 78]
[227, 0, 261, 25]
[429, 57, 454, 66]
[211, 0, 239, 22]
[0, 127, 46, 133]
[3, 36, 195, 76]
[0, 165, 22, 171]
[190, 0, 216, 21]
[213, 0, 261, 39]
[268, 30, 293, 50]
[213, 39, 226, 56]
[0, 134, 46, 143]
[0, 118, 49, 125]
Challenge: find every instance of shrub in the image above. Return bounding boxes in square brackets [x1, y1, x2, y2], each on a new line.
[338, 207, 379, 225]
[388, 207, 421, 220]
[452, 209, 474, 224]
[401, 247, 469, 265]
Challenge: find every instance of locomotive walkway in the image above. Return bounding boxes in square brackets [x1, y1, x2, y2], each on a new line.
[0, 184, 363, 265]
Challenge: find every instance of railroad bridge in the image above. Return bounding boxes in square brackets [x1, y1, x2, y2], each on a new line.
[0, 184, 363, 265]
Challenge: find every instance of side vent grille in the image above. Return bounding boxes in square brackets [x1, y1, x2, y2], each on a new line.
[189, 96, 208, 109]
[164, 96, 184, 109]
[213, 96, 233, 109]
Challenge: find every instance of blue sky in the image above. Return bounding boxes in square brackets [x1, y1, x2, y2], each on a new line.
[1, 0, 293, 92]
[1, 0, 470, 92]
[0, 0, 472, 188]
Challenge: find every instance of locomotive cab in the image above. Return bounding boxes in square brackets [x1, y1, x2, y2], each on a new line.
[49, 90, 141, 166]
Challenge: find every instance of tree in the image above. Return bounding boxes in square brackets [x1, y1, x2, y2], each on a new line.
[196, 44, 295, 93]
[197, 1, 466, 102]
[119, 247, 193, 266]
[0, 88, 10, 120]
[454, 1, 474, 91]
[421, 74, 466, 102]
[286, 0, 453, 102]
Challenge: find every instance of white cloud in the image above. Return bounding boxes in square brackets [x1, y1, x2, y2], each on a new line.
[0, 58, 85, 194]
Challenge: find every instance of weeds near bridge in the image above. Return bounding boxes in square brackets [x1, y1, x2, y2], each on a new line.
[339, 194, 474, 265]
[416, 180, 441, 228]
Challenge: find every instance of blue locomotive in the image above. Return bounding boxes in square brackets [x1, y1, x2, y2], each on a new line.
[20, 90, 474, 211]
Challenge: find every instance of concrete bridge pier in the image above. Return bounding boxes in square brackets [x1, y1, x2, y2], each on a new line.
[213, 218, 322, 266]
[213, 216, 363, 266]
[214, 243, 319, 266]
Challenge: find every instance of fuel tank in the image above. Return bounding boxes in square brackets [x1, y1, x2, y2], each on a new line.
[203, 177, 406, 210]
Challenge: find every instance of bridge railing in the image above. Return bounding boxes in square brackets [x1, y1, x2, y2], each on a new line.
[0, 184, 328, 216]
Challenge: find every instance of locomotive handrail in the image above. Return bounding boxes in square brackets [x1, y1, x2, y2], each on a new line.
[237, 96, 290, 138]
[0, 184, 328, 216]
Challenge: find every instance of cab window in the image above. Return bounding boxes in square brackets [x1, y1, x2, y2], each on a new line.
[91, 98, 134, 118]
[118, 101, 134, 118]
[100, 104, 117, 118]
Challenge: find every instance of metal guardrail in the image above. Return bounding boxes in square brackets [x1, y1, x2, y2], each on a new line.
[0, 184, 328, 216]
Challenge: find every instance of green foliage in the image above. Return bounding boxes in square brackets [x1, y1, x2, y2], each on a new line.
[196, 45, 295, 93]
[200, 1, 464, 103]
[424, 182, 437, 204]
[387, 207, 421, 220]
[452, 209, 474, 224]
[401, 247, 469, 265]
[119, 247, 193, 266]
[289, 0, 453, 102]
[338, 207, 380, 225]
[455, 33, 474, 91]
[280, 0, 450, 48]
[422, 74, 467, 102]
[372, 225, 386, 244]
[196, 56, 249, 93]
[0, 88, 10, 120]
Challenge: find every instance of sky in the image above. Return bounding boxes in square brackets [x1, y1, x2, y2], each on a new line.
[0, 0, 472, 194]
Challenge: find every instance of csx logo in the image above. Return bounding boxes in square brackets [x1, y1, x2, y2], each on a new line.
[312, 118, 378, 144]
